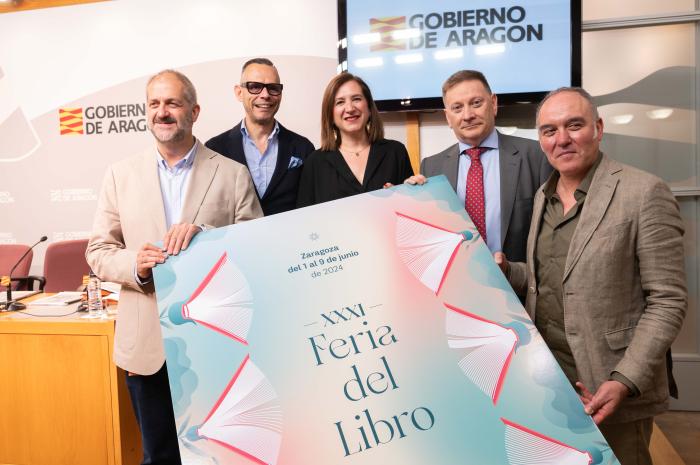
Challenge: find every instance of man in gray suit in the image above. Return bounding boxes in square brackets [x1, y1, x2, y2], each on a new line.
[417, 70, 552, 263]
[499, 87, 686, 465]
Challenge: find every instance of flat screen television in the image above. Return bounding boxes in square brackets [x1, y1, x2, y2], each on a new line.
[338, 0, 581, 111]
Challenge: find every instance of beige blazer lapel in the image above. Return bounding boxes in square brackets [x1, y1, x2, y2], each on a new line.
[527, 189, 546, 284]
[563, 155, 621, 282]
[180, 142, 218, 224]
[138, 149, 168, 237]
[523, 185, 547, 318]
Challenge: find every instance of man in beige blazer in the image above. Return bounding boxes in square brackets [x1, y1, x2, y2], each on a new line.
[499, 87, 686, 465]
[87, 70, 262, 464]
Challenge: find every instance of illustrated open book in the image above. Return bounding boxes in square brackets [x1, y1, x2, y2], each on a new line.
[197, 355, 282, 465]
[183, 252, 253, 345]
[395, 212, 478, 294]
[445, 303, 518, 404]
[502, 418, 593, 465]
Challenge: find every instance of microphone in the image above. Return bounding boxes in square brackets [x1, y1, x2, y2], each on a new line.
[4, 235, 47, 311]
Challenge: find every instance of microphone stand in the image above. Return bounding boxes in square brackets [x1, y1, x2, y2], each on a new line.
[5, 236, 47, 311]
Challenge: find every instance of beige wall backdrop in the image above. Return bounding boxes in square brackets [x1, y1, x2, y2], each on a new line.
[0, 0, 337, 271]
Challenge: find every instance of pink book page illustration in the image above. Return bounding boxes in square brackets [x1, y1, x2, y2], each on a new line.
[502, 418, 593, 465]
[182, 252, 253, 345]
[445, 303, 518, 404]
[395, 212, 477, 294]
[198, 355, 283, 465]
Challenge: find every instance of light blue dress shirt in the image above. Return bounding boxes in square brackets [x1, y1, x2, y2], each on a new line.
[456, 128, 502, 253]
[136, 140, 198, 285]
[241, 120, 280, 197]
[156, 140, 198, 229]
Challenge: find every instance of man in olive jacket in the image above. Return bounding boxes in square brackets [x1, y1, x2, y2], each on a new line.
[499, 87, 686, 465]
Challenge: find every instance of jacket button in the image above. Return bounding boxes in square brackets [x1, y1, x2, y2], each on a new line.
[529, 286, 537, 294]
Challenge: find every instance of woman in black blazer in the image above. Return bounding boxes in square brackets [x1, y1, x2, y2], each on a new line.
[297, 73, 414, 207]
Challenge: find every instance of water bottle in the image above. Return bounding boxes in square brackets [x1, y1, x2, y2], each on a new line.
[87, 271, 104, 318]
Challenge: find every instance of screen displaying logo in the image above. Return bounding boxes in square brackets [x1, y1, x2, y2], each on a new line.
[369, 17, 407, 52]
[346, 1, 573, 102]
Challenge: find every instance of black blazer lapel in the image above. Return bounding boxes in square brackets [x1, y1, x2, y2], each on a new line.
[228, 122, 248, 167]
[327, 150, 362, 188]
[362, 140, 387, 188]
[263, 125, 293, 200]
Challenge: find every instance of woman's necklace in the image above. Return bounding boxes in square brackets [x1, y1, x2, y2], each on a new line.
[340, 144, 370, 157]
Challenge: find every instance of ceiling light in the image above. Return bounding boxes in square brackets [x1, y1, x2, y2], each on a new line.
[352, 33, 381, 45]
[475, 44, 506, 56]
[391, 28, 421, 40]
[646, 108, 674, 120]
[354, 57, 383, 68]
[498, 126, 518, 135]
[394, 53, 423, 65]
[434, 49, 464, 60]
[611, 114, 634, 125]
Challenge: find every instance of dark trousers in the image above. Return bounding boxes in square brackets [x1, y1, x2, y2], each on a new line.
[125, 363, 182, 465]
[599, 417, 654, 465]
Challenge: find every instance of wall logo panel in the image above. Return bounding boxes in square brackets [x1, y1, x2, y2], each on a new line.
[59, 103, 148, 136]
[59, 107, 84, 135]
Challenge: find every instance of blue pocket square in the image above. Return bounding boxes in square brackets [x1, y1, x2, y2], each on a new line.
[288, 156, 303, 169]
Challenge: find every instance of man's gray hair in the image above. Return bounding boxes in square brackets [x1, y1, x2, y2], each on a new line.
[147, 69, 198, 106]
[536, 87, 599, 121]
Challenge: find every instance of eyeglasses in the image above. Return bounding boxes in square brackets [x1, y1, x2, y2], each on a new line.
[241, 81, 283, 96]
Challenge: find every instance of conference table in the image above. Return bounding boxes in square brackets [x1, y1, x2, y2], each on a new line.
[0, 298, 141, 465]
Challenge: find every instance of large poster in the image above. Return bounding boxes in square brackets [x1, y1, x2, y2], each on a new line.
[155, 176, 618, 465]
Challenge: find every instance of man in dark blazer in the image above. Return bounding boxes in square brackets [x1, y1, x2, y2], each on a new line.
[206, 58, 314, 215]
[501, 87, 686, 465]
[418, 70, 552, 264]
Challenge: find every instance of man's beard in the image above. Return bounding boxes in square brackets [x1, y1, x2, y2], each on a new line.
[149, 116, 191, 143]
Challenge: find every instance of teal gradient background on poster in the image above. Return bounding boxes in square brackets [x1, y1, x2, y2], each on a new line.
[155, 176, 618, 464]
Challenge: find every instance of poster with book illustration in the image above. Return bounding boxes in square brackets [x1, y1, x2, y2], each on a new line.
[154, 175, 618, 465]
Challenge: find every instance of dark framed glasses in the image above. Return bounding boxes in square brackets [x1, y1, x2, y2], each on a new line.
[241, 81, 283, 96]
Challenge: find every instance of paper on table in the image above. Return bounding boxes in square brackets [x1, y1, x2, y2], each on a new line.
[30, 292, 83, 306]
[0, 290, 40, 304]
[101, 281, 121, 294]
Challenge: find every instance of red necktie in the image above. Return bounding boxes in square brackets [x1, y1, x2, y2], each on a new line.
[465, 147, 488, 243]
